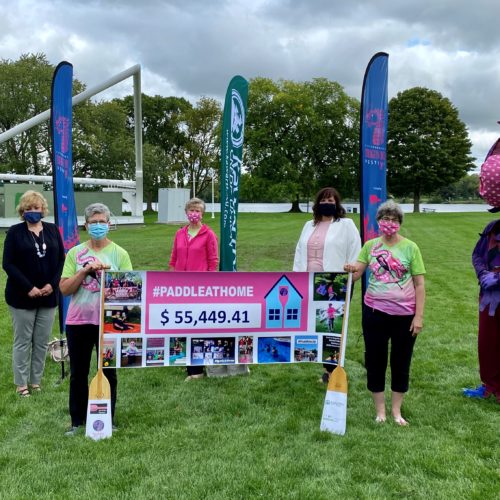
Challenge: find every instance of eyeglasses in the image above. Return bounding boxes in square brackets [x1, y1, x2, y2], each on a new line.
[380, 216, 399, 222]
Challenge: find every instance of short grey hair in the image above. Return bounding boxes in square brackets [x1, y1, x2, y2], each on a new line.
[376, 200, 404, 224]
[84, 203, 111, 222]
[185, 197, 206, 213]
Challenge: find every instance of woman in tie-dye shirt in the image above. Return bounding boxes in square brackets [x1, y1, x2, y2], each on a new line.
[345, 201, 426, 426]
[60, 203, 132, 436]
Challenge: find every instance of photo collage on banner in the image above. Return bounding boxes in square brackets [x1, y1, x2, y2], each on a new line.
[101, 271, 350, 370]
[312, 272, 348, 368]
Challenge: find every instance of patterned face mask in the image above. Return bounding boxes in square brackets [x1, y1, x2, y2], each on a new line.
[479, 154, 500, 207]
[187, 212, 202, 224]
[378, 219, 400, 236]
[479, 142, 500, 209]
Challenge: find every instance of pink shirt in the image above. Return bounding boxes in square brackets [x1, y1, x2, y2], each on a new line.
[327, 305, 336, 319]
[169, 224, 219, 271]
[306, 221, 330, 271]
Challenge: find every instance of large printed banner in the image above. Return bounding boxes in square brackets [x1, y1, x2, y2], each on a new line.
[51, 60, 78, 332]
[101, 271, 351, 369]
[219, 75, 248, 271]
[51, 61, 78, 251]
[360, 52, 388, 243]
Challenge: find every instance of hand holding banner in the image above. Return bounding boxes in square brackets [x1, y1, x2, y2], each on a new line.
[100, 271, 352, 370]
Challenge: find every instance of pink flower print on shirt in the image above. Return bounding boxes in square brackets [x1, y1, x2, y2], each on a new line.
[369, 242, 406, 284]
[76, 247, 100, 293]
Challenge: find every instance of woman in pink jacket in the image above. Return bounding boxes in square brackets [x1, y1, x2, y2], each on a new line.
[169, 197, 218, 380]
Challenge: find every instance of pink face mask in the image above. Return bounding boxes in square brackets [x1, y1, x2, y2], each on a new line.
[378, 219, 400, 236]
[187, 212, 201, 224]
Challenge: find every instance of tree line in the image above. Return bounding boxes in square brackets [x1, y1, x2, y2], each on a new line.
[0, 53, 476, 212]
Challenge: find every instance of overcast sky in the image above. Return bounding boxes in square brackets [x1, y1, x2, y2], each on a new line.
[2, 0, 500, 169]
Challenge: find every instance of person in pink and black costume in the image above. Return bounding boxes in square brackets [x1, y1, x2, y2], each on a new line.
[168, 197, 218, 381]
[464, 134, 500, 402]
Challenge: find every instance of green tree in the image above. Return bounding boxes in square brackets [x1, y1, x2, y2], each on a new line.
[120, 94, 192, 209]
[240, 172, 290, 202]
[171, 97, 222, 199]
[73, 100, 134, 180]
[0, 53, 133, 188]
[120, 95, 221, 207]
[387, 87, 474, 212]
[245, 77, 359, 209]
[432, 173, 480, 202]
[142, 143, 170, 210]
[0, 53, 79, 174]
[455, 173, 480, 200]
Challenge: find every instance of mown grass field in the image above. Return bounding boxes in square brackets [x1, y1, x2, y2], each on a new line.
[0, 211, 498, 499]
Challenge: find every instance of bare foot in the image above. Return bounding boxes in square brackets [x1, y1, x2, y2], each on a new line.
[393, 415, 409, 426]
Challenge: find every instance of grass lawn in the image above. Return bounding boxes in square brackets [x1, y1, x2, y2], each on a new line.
[0, 211, 498, 499]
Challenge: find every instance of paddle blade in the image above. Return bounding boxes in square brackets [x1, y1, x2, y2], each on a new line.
[327, 365, 348, 393]
[88, 370, 111, 399]
[86, 370, 112, 440]
[320, 366, 348, 435]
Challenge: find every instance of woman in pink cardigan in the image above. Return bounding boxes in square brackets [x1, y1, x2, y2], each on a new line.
[169, 197, 218, 380]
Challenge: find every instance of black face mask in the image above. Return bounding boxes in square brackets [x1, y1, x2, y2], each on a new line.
[318, 203, 337, 217]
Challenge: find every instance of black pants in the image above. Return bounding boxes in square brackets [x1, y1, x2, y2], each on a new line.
[66, 324, 117, 427]
[362, 305, 416, 393]
[323, 363, 336, 373]
[186, 366, 204, 376]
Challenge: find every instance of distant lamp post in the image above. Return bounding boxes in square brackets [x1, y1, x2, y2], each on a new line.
[211, 169, 215, 219]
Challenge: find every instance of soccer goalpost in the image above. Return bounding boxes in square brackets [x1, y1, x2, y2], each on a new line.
[0, 64, 143, 221]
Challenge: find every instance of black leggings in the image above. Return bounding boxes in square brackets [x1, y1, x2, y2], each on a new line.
[186, 366, 204, 376]
[362, 305, 416, 393]
[66, 324, 117, 427]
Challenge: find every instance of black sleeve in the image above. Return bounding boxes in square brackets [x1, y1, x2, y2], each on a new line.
[49, 224, 66, 291]
[2, 226, 33, 294]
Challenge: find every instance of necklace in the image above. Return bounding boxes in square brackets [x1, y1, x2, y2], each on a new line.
[30, 229, 47, 258]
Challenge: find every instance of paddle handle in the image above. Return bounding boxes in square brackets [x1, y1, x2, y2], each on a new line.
[338, 272, 353, 368]
[97, 270, 107, 394]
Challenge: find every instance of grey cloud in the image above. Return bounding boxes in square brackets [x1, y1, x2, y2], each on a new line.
[2, 0, 500, 167]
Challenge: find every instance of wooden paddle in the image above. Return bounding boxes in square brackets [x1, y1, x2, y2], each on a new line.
[86, 270, 113, 440]
[320, 273, 352, 435]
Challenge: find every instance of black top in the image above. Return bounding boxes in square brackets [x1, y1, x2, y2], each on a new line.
[3, 221, 65, 309]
